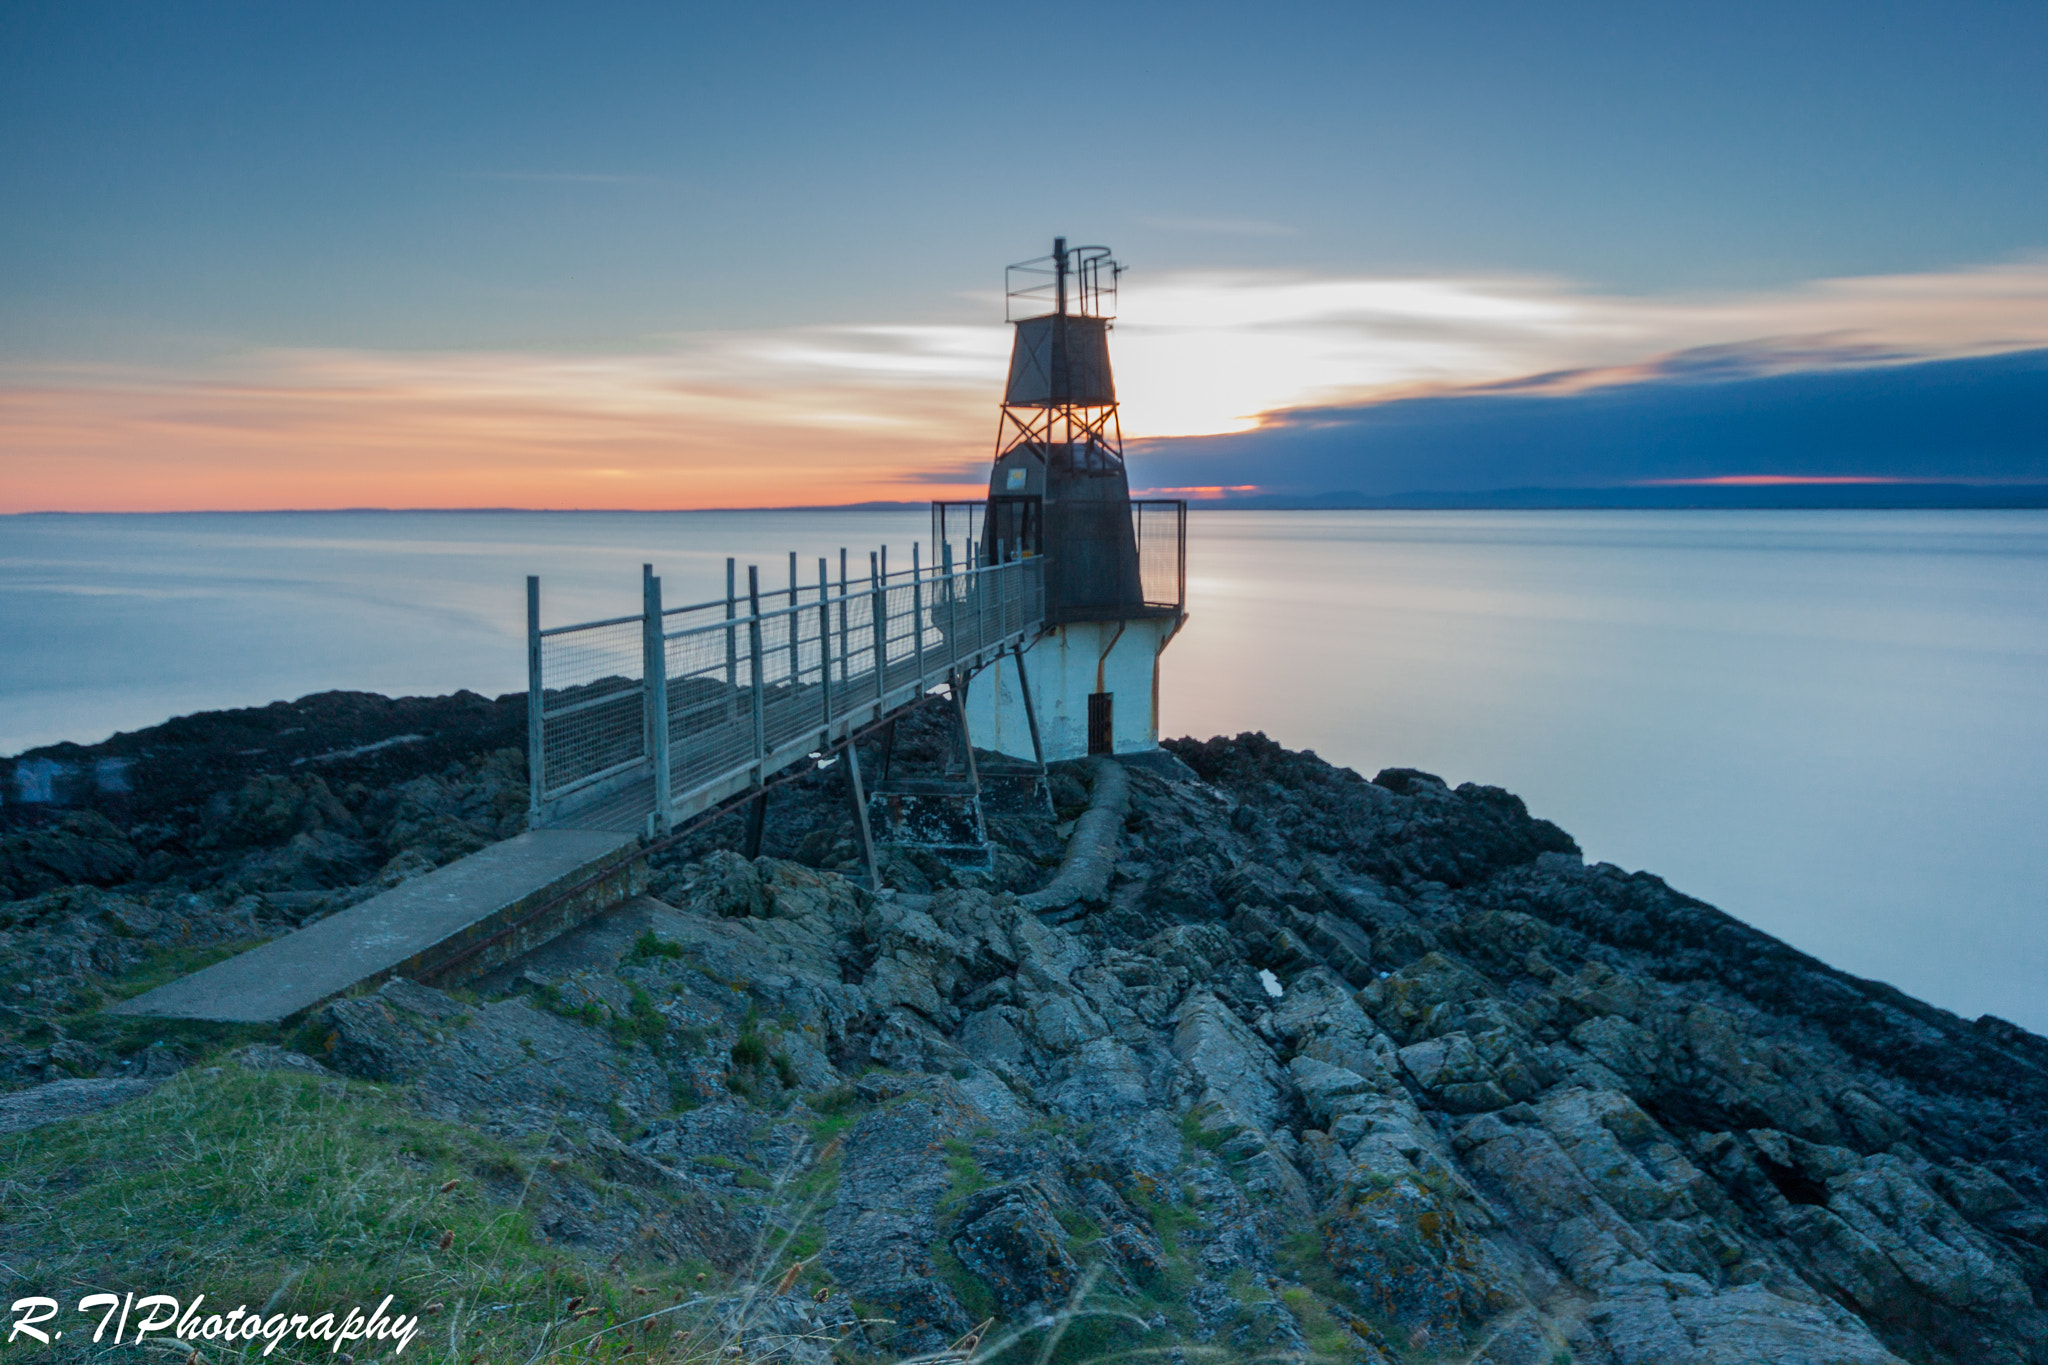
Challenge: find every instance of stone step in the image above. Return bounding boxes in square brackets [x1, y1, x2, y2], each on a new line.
[111, 829, 644, 1024]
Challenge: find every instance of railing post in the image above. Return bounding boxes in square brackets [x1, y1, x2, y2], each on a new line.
[724, 557, 738, 723]
[787, 550, 801, 685]
[870, 550, 885, 712]
[912, 542, 925, 683]
[747, 566, 766, 779]
[942, 540, 957, 664]
[966, 537, 982, 655]
[818, 557, 833, 736]
[837, 548, 849, 691]
[643, 565, 671, 834]
[526, 575, 543, 823]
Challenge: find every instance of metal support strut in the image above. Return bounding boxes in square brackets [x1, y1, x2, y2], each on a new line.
[742, 792, 767, 861]
[843, 739, 881, 890]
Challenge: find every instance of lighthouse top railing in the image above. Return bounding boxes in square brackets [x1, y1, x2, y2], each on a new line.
[1006, 244, 1119, 321]
[527, 542, 1045, 833]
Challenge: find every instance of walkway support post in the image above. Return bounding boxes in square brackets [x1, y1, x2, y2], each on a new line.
[527, 575, 543, 823]
[743, 792, 767, 860]
[951, 670, 982, 798]
[843, 737, 881, 891]
[1012, 639, 1047, 773]
[643, 566, 671, 835]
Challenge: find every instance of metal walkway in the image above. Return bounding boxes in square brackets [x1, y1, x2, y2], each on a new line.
[529, 547, 1045, 835]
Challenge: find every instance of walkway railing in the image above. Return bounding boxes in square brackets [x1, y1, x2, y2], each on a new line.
[527, 546, 1045, 832]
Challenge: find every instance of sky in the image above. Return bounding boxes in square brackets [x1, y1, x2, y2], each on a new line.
[4, 0, 2047, 510]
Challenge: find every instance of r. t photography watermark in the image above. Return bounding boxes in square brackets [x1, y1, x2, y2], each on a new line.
[9, 1292, 422, 1355]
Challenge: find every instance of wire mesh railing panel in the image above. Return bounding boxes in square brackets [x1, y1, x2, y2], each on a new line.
[665, 623, 753, 795]
[537, 618, 644, 796]
[876, 582, 913, 693]
[1133, 500, 1187, 610]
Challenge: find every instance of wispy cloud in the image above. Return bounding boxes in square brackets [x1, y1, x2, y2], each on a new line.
[457, 171, 662, 185]
[1107, 258, 2048, 434]
[5, 258, 2046, 511]
[1137, 216, 1300, 237]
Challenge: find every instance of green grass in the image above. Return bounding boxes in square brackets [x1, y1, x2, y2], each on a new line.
[614, 986, 669, 1051]
[627, 930, 686, 963]
[935, 1139, 990, 1220]
[104, 937, 275, 1001]
[0, 1063, 846, 1364]
[1280, 1285, 1359, 1360]
[0, 1067, 623, 1358]
[730, 1024, 768, 1070]
[1178, 1107, 1236, 1153]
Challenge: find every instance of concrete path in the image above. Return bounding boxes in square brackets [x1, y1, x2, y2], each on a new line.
[112, 828, 642, 1024]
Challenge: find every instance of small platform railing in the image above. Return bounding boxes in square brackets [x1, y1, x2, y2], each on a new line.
[527, 545, 1044, 833]
[931, 498, 1186, 619]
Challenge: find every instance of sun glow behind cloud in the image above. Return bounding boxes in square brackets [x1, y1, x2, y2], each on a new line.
[4, 259, 2047, 511]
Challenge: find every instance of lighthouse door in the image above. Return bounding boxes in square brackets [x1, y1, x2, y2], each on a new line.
[983, 494, 1042, 560]
[1087, 691, 1114, 755]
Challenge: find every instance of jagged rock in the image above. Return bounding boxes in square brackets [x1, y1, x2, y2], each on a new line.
[0, 1076, 156, 1134]
[8, 709, 2047, 1365]
[948, 1179, 1083, 1316]
[228, 1043, 331, 1076]
[821, 1098, 979, 1352]
[700, 850, 767, 918]
[1172, 990, 1291, 1132]
[0, 811, 139, 898]
[1320, 1173, 1523, 1350]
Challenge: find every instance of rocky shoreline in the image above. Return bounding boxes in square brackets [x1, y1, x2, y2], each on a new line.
[3, 692, 2045, 1364]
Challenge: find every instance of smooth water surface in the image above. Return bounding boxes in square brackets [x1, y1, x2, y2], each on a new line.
[4, 508, 2045, 1031]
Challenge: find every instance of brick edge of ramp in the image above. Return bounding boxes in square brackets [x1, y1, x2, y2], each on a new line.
[109, 828, 645, 1025]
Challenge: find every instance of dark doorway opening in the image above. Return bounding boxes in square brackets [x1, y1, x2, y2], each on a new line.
[1087, 692, 1113, 756]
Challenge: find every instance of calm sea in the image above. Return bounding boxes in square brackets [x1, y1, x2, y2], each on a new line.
[4, 508, 2045, 1032]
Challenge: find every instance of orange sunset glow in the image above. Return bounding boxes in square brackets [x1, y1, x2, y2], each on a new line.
[6, 261, 2048, 512]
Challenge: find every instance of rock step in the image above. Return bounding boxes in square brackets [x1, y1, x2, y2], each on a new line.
[110, 828, 643, 1023]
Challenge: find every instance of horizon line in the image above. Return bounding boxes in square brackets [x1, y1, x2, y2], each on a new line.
[10, 478, 2048, 518]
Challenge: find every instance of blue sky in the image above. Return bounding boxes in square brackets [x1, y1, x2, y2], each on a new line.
[4, 0, 2046, 507]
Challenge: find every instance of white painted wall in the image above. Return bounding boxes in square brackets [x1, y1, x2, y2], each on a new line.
[965, 616, 1180, 762]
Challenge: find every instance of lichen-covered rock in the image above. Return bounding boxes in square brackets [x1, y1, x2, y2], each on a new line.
[1320, 1174, 1522, 1350]
[948, 1179, 1083, 1316]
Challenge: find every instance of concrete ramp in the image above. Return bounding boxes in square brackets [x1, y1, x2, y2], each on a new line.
[112, 829, 643, 1024]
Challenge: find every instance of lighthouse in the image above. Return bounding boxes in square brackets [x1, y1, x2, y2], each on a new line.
[961, 239, 1186, 762]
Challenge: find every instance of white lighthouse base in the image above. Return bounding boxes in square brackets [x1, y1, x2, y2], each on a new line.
[965, 616, 1180, 763]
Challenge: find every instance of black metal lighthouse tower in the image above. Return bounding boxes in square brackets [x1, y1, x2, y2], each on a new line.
[981, 238, 1149, 622]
